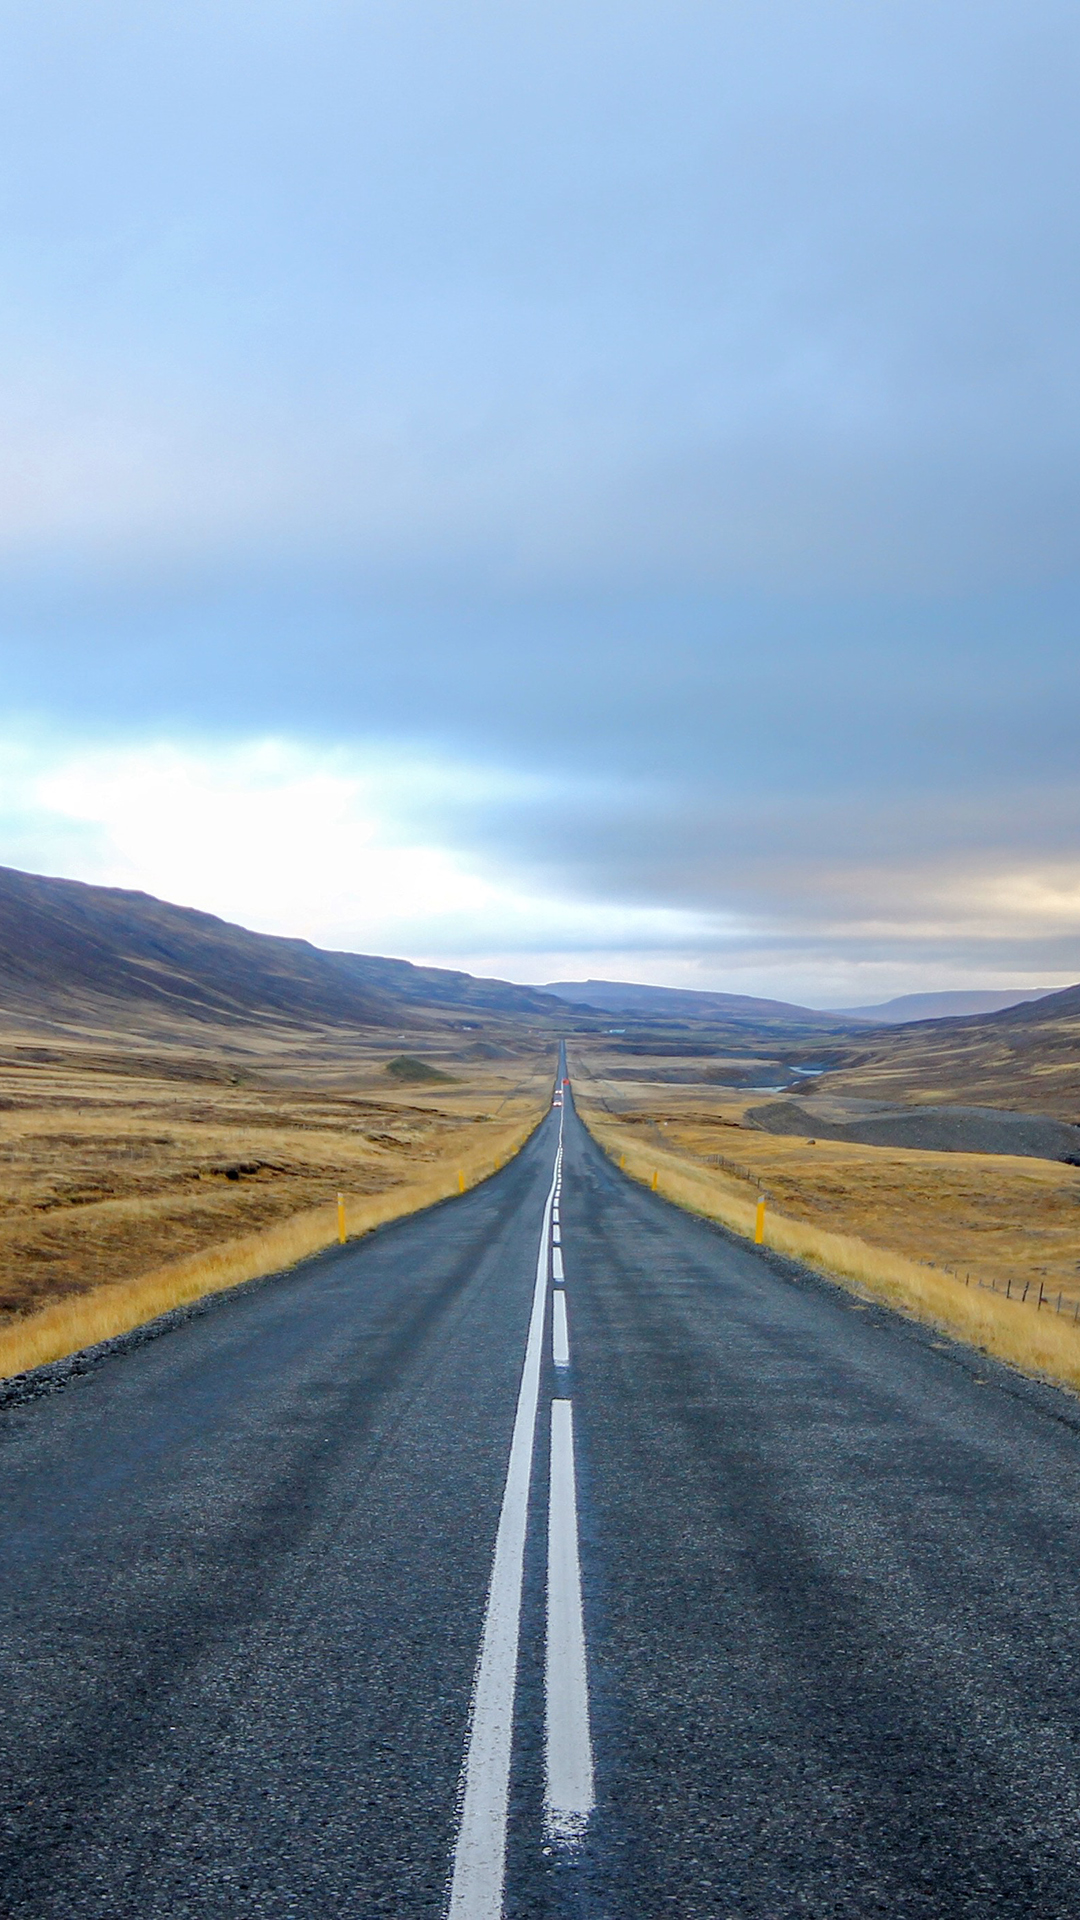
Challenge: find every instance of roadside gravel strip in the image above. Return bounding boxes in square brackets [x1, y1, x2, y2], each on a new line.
[7, 1058, 1080, 1912]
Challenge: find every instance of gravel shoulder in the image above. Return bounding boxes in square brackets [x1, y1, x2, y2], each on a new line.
[747, 1094, 1080, 1160]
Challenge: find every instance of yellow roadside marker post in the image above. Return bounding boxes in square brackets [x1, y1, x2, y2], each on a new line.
[337, 1193, 346, 1244]
[651, 1169, 658, 1191]
[458, 1170, 465, 1194]
[755, 1196, 766, 1245]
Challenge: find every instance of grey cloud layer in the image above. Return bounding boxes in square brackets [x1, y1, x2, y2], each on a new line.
[0, 1, 1077, 586]
[0, 0, 1077, 986]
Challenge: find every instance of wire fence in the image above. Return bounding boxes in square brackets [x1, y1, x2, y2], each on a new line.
[693, 1152, 1080, 1323]
[576, 1067, 1080, 1330]
[953, 1267, 1080, 1321]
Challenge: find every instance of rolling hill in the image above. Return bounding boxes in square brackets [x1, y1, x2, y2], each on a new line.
[542, 977, 841, 1026]
[3, 865, 1077, 1123]
[830, 988, 1056, 1023]
[819, 981, 1080, 1119]
[0, 865, 576, 1037]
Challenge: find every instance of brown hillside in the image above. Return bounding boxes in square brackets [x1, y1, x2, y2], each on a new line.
[0, 865, 571, 1038]
[818, 981, 1080, 1119]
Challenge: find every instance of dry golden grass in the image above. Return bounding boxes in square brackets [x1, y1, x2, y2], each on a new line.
[0, 1020, 552, 1379]
[0, 1107, 541, 1380]
[572, 1050, 1080, 1395]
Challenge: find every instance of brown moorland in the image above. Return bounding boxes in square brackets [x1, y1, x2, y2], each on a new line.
[0, 1023, 553, 1327]
[0, 865, 573, 1376]
[570, 1039, 1080, 1390]
[558, 974, 1080, 1122]
[6, 860, 1080, 1388]
[806, 982, 1080, 1118]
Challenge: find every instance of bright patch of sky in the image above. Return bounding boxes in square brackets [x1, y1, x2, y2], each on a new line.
[0, 2, 1078, 1004]
[0, 729, 721, 969]
[0, 729, 1075, 1006]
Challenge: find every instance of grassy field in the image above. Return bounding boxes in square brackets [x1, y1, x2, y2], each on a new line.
[571, 1042, 1080, 1392]
[0, 1020, 553, 1378]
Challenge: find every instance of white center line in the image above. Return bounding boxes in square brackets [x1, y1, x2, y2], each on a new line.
[545, 1398, 595, 1843]
[447, 1124, 562, 1920]
[552, 1290, 570, 1368]
[552, 1246, 565, 1283]
[552, 1223, 561, 1245]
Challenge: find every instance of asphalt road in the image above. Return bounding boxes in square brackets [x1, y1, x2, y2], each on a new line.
[5, 1059, 1080, 1915]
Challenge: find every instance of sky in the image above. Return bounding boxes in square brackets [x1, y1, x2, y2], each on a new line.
[1, 0, 1078, 1007]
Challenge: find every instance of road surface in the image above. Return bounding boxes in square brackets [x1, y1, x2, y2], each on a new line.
[4, 1056, 1080, 1915]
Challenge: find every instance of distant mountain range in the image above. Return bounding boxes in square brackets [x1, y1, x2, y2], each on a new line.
[543, 974, 1080, 1117]
[0, 867, 1073, 1062]
[542, 978, 841, 1025]
[542, 977, 1060, 1028]
[819, 978, 1080, 1118]
[829, 989, 1058, 1024]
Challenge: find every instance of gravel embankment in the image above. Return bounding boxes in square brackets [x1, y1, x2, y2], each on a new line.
[747, 1096, 1080, 1160]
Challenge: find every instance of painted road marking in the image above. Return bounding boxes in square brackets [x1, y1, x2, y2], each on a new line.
[545, 1399, 594, 1843]
[552, 1224, 561, 1244]
[552, 1291, 569, 1368]
[552, 1248, 565, 1283]
[447, 1116, 563, 1920]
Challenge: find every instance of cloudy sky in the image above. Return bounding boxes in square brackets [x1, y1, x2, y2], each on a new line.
[1, 0, 1078, 1005]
